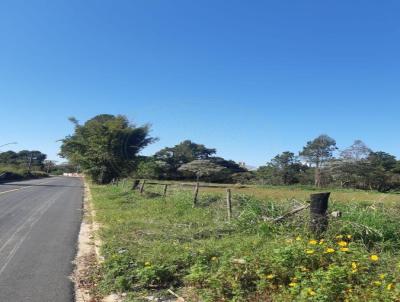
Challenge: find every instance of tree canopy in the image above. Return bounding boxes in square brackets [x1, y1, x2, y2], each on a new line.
[300, 135, 337, 187]
[59, 114, 155, 183]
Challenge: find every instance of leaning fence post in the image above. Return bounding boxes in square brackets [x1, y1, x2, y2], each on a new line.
[193, 182, 199, 207]
[163, 184, 168, 198]
[139, 180, 146, 194]
[310, 192, 330, 235]
[132, 179, 140, 190]
[226, 188, 232, 221]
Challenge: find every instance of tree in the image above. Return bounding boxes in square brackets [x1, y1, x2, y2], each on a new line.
[154, 140, 216, 179]
[257, 151, 308, 185]
[0, 150, 47, 169]
[178, 160, 227, 182]
[0, 151, 18, 164]
[300, 135, 337, 187]
[331, 140, 371, 188]
[59, 114, 155, 184]
[368, 151, 397, 171]
[340, 140, 371, 161]
[132, 157, 166, 180]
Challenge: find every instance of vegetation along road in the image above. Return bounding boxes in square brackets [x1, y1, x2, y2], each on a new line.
[0, 176, 82, 302]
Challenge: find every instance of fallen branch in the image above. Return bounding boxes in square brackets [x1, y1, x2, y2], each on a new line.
[167, 289, 185, 302]
[272, 205, 310, 223]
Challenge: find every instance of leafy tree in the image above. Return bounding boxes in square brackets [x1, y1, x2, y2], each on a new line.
[300, 135, 337, 187]
[209, 157, 247, 173]
[178, 160, 226, 182]
[257, 152, 308, 185]
[59, 114, 155, 184]
[0, 150, 47, 169]
[368, 151, 397, 171]
[154, 140, 216, 179]
[132, 157, 166, 180]
[0, 151, 18, 164]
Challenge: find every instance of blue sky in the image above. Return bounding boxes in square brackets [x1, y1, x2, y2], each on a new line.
[0, 1, 399, 166]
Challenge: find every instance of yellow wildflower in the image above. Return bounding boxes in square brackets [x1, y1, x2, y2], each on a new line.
[347, 235, 352, 239]
[336, 235, 343, 239]
[319, 239, 325, 245]
[338, 241, 348, 247]
[325, 248, 335, 254]
[373, 281, 382, 286]
[296, 236, 302, 241]
[370, 255, 379, 262]
[379, 274, 386, 280]
[307, 288, 316, 296]
[211, 256, 218, 261]
[306, 249, 315, 255]
[266, 274, 275, 279]
[340, 247, 349, 252]
[387, 283, 394, 290]
[145, 261, 151, 266]
[351, 262, 357, 270]
[309, 239, 318, 245]
[289, 282, 297, 287]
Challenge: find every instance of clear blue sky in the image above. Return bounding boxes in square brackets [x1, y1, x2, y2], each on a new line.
[0, 1, 399, 166]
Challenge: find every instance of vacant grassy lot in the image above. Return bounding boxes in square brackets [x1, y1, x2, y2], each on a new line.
[90, 182, 400, 301]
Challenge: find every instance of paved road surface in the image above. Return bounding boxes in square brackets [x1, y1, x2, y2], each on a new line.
[0, 176, 82, 302]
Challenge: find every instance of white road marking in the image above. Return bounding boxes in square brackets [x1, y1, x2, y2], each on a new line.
[0, 178, 60, 196]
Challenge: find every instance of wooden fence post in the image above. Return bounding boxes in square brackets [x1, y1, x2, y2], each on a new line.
[310, 192, 330, 235]
[163, 184, 168, 198]
[139, 180, 146, 194]
[193, 182, 199, 206]
[132, 180, 140, 190]
[226, 188, 232, 221]
[111, 178, 115, 185]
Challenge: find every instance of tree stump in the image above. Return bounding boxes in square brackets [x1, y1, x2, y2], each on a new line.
[310, 192, 330, 235]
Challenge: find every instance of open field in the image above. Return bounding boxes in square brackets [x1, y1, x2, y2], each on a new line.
[90, 182, 400, 301]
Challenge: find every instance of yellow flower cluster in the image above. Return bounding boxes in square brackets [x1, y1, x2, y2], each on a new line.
[370, 255, 379, 262]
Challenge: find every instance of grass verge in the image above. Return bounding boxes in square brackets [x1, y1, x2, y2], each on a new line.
[90, 182, 400, 301]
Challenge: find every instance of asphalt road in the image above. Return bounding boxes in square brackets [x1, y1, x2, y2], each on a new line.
[0, 176, 83, 302]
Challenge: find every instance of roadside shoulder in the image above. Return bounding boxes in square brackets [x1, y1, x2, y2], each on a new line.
[73, 178, 123, 302]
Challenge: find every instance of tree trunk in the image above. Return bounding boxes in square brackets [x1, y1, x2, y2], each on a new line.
[314, 167, 321, 188]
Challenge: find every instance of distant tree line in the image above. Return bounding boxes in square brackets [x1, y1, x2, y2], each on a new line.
[59, 114, 400, 192]
[0, 150, 47, 170]
[0, 150, 77, 175]
[257, 136, 400, 192]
